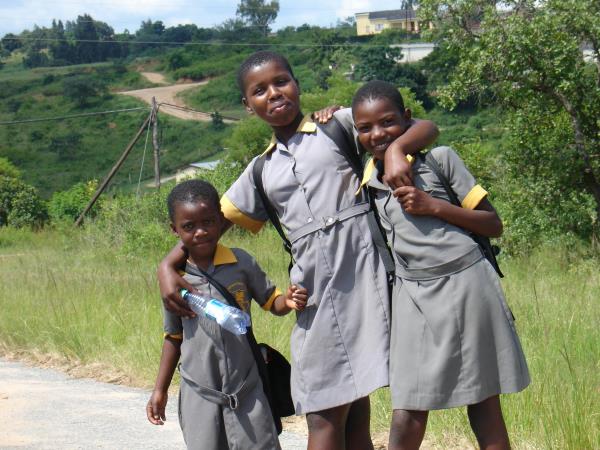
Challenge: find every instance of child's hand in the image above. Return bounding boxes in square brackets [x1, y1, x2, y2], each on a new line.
[394, 186, 440, 216]
[383, 143, 414, 188]
[285, 285, 308, 311]
[146, 390, 168, 425]
[158, 268, 197, 318]
[312, 105, 343, 124]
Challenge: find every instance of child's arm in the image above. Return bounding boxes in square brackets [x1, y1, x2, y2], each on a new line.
[146, 336, 182, 425]
[157, 242, 196, 317]
[270, 285, 308, 316]
[383, 119, 439, 188]
[394, 186, 503, 237]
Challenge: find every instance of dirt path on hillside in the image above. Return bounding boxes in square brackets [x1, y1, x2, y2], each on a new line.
[120, 73, 236, 123]
[140, 72, 168, 85]
[0, 358, 307, 449]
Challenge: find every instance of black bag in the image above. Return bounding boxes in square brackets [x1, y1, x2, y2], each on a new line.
[257, 343, 295, 418]
[183, 265, 294, 434]
[416, 151, 504, 278]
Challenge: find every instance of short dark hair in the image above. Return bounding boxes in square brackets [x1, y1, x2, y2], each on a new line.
[167, 179, 220, 222]
[237, 51, 296, 95]
[352, 80, 405, 116]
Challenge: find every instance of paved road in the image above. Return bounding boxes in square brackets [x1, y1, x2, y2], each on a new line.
[0, 358, 307, 450]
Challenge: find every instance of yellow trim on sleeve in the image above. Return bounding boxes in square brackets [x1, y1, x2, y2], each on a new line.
[261, 288, 283, 311]
[462, 184, 488, 210]
[164, 333, 183, 340]
[213, 244, 238, 266]
[220, 195, 265, 233]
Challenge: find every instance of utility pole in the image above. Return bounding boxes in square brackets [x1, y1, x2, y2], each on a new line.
[74, 112, 152, 227]
[151, 97, 161, 190]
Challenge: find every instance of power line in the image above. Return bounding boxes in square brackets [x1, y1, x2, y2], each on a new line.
[158, 102, 239, 122]
[0, 106, 148, 126]
[2, 36, 387, 48]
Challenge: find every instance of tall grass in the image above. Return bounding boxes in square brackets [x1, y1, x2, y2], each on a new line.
[0, 227, 598, 448]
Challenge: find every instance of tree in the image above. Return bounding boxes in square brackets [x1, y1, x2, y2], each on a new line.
[63, 76, 107, 108]
[353, 45, 433, 108]
[1, 33, 22, 53]
[420, 0, 600, 240]
[49, 19, 73, 64]
[236, 0, 280, 36]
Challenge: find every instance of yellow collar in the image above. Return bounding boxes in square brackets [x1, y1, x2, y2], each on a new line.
[356, 158, 377, 195]
[260, 115, 317, 156]
[355, 154, 415, 195]
[213, 244, 238, 266]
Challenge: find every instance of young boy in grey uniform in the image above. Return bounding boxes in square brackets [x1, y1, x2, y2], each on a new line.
[157, 52, 439, 450]
[352, 80, 530, 450]
[146, 179, 307, 450]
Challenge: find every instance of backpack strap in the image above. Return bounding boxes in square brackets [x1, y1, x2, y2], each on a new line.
[252, 156, 294, 274]
[417, 152, 504, 278]
[317, 117, 364, 178]
[317, 118, 396, 280]
[183, 264, 284, 434]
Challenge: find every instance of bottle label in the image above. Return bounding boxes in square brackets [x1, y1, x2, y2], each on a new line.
[204, 299, 225, 321]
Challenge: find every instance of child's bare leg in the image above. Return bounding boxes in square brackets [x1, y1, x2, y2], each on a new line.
[467, 395, 511, 450]
[306, 403, 351, 450]
[345, 397, 374, 450]
[388, 409, 428, 450]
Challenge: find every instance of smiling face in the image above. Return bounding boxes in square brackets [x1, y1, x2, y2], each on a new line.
[241, 60, 301, 131]
[353, 97, 412, 161]
[170, 201, 223, 267]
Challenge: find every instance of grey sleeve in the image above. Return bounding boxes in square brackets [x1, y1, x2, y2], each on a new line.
[163, 305, 183, 336]
[430, 146, 481, 204]
[222, 156, 269, 230]
[234, 249, 279, 309]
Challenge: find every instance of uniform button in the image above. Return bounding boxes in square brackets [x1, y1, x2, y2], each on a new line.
[307, 217, 313, 223]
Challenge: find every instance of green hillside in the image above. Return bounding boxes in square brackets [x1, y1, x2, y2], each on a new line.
[0, 59, 232, 197]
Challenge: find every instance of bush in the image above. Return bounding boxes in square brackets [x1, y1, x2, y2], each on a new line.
[7, 186, 48, 228]
[0, 157, 20, 179]
[0, 175, 47, 228]
[48, 180, 100, 223]
[89, 188, 174, 256]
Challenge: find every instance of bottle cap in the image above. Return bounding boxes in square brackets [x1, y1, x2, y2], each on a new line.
[180, 288, 189, 297]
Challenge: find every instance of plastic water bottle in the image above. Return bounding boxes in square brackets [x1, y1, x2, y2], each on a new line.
[180, 289, 251, 335]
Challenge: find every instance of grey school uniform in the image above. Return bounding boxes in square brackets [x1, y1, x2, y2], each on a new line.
[221, 111, 390, 415]
[163, 244, 282, 450]
[364, 146, 530, 410]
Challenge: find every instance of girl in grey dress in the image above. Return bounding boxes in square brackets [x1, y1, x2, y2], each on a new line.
[157, 53, 439, 450]
[352, 80, 530, 450]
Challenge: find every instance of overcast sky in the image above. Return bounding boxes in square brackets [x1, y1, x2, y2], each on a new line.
[0, 1, 406, 37]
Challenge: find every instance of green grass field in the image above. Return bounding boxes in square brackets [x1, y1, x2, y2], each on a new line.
[0, 226, 598, 448]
